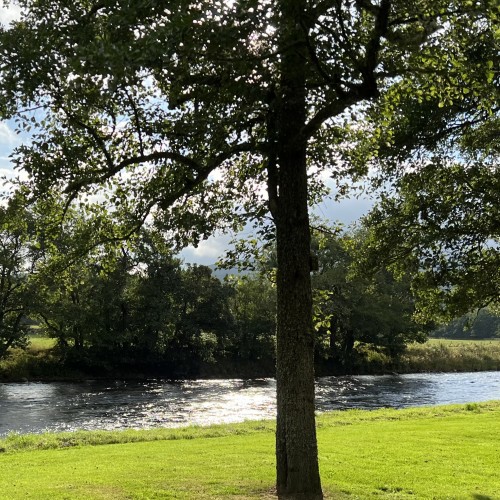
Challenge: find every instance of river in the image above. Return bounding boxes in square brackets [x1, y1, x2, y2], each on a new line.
[1, 371, 499, 436]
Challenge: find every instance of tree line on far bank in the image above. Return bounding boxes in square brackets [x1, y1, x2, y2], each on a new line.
[432, 309, 500, 340]
[2, 192, 498, 378]
[0, 192, 442, 377]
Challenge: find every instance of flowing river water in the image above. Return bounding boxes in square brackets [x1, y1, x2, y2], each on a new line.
[1, 371, 500, 436]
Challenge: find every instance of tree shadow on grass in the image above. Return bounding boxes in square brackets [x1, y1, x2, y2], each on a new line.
[472, 494, 493, 500]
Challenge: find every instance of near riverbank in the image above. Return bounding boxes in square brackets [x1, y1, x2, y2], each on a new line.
[1, 402, 499, 499]
[1, 338, 500, 382]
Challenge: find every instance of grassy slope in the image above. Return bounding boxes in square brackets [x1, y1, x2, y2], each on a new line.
[1, 402, 499, 499]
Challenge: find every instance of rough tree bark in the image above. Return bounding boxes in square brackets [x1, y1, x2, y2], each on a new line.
[272, 0, 323, 498]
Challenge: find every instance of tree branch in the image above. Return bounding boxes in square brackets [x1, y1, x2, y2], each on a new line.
[302, 93, 360, 139]
[126, 90, 145, 157]
[302, 0, 392, 139]
[359, 0, 391, 97]
[66, 114, 115, 171]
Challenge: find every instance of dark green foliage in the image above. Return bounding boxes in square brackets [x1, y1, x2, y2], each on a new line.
[356, 4, 500, 322]
[227, 274, 276, 363]
[0, 194, 41, 358]
[166, 264, 235, 372]
[434, 309, 500, 339]
[32, 230, 237, 376]
[362, 163, 500, 322]
[312, 230, 429, 372]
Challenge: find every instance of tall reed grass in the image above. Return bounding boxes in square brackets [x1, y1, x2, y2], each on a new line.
[391, 339, 500, 373]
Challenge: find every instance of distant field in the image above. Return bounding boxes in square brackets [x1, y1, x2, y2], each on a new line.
[27, 336, 57, 352]
[0, 336, 60, 381]
[25, 335, 500, 353]
[428, 337, 500, 345]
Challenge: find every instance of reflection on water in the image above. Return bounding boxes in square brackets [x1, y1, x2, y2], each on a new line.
[1, 371, 499, 436]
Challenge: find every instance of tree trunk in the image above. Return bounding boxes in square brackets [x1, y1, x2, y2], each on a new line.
[273, 1, 323, 497]
[0, 335, 15, 359]
[275, 206, 322, 499]
[341, 330, 355, 373]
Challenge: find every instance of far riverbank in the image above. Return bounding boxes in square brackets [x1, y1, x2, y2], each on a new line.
[332, 338, 500, 376]
[1, 338, 499, 383]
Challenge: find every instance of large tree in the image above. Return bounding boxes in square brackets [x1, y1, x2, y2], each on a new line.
[0, 1, 495, 497]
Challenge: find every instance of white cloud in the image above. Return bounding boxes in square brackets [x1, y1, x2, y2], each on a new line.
[179, 234, 233, 265]
[0, 164, 28, 183]
[0, 166, 12, 176]
[0, 3, 21, 26]
[0, 122, 20, 146]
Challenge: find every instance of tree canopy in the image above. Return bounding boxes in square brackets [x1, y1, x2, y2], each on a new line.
[362, 162, 499, 321]
[357, 2, 499, 322]
[0, 0, 497, 497]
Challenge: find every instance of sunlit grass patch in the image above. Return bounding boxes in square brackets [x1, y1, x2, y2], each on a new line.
[401, 338, 500, 372]
[27, 335, 57, 353]
[1, 402, 499, 498]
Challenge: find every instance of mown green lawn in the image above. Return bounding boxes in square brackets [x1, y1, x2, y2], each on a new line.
[1, 402, 499, 499]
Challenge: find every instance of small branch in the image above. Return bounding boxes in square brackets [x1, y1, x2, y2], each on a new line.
[388, 8, 474, 28]
[302, 92, 360, 139]
[37, 311, 62, 336]
[66, 114, 115, 171]
[311, 224, 342, 236]
[63, 150, 204, 195]
[301, 21, 346, 96]
[126, 91, 145, 156]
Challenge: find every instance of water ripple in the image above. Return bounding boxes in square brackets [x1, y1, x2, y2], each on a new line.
[1, 372, 499, 436]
